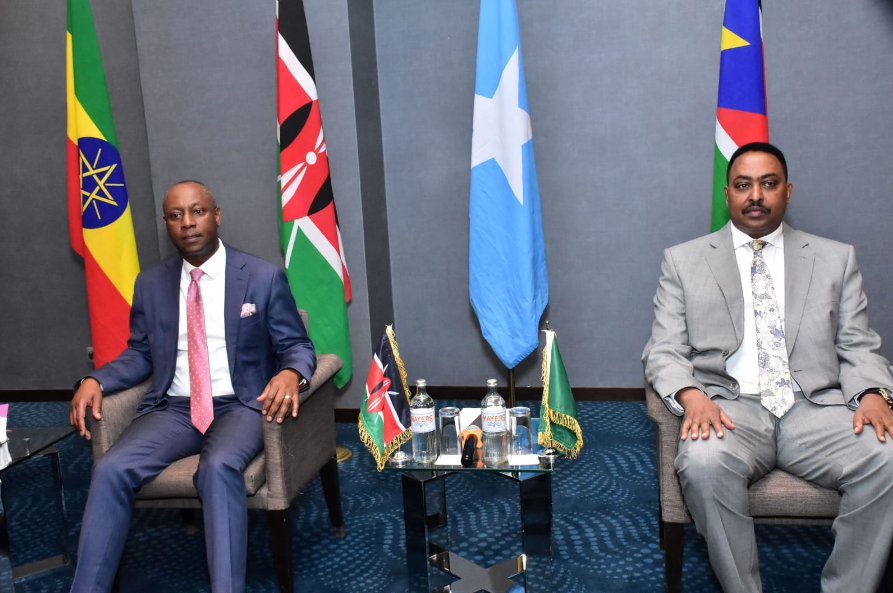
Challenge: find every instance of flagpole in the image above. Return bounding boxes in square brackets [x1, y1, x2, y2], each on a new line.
[507, 367, 516, 408]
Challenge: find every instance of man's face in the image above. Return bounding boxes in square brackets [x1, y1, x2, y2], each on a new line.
[724, 151, 792, 239]
[162, 182, 221, 266]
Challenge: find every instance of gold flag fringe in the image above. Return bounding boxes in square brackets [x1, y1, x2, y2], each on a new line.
[539, 409, 583, 459]
[386, 325, 412, 404]
[358, 417, 413, 472]
[537, 330, 583, 459]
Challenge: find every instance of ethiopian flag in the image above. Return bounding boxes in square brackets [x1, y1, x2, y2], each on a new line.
[67, 0, 139, 368]
[359, 327, 412, 471]
[277, 0, 352, 388]
[537, 329, 582, 459]
[711, 0, 769, 231]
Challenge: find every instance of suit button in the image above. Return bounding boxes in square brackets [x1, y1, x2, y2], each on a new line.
[722, 350, 729, 357]
[731, 382, 738, 390]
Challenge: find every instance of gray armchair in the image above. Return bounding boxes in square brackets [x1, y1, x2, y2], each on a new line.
[645, 382, 846, 593]
[86, 311, 344, 593]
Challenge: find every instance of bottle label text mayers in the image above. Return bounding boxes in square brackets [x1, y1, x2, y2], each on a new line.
[411, 408, 435, 433]
[481, 408, 506, 433]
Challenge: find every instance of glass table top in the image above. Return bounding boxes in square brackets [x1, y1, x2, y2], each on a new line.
[382, 417, 557, 474]
[0, 426, 76, 473]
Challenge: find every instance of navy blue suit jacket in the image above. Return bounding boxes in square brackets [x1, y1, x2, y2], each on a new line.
[91, 244, 316, 415]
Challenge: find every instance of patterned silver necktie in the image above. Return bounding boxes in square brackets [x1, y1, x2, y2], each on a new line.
[750, 240, 794, 418]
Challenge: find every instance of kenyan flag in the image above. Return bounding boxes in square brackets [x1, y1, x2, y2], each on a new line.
[277, 0, 351, 387]
[711, 0, 769, 231]
[359, 327, 412, 472]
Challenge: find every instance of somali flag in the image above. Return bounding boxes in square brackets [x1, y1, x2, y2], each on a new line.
[469, 0, 548, 369]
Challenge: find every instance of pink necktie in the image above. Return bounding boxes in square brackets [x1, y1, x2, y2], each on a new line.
[188, 268, 214, 433]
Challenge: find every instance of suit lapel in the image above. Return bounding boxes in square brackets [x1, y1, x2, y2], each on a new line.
[783, 226, 814, 356]
[705, 224, 745, 344]
[160, 256, 182, 384]
[224, 245, 249, 377]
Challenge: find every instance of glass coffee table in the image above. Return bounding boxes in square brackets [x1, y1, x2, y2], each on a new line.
[384, 422, 554, 593]
[0, 425, 76, 590]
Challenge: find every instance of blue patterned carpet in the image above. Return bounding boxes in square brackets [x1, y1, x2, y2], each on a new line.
[1, 400, 834, 592]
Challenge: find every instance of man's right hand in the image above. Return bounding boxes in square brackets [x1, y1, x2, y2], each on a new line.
[70, 377, 103, 441]
[677, 388, 735, 441]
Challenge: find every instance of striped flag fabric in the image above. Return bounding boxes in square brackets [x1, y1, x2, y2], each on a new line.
[359, 326, 412, 472]
[67, 0, 140, 368]
[711, 0, 769, 231]
[469, 0, 549, 369]
[277, 0, 352, 388]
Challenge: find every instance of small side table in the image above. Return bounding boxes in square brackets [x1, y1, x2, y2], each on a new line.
[385, 418, 554, 593]
[0, 426, 76, 590]
[399, 468, 553, 593]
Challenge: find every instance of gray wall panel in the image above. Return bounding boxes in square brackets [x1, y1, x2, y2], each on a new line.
[131, 0, 282, 263]
[765, 0, 893, 338]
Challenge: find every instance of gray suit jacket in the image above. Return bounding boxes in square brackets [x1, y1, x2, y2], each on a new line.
[642, 222, 893, 411]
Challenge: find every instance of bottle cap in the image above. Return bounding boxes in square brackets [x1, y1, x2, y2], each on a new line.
[486, 379, 498, 387]
[416, 379, 427, 387]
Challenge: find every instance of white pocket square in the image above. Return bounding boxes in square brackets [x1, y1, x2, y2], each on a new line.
[240, 303, 257, 318]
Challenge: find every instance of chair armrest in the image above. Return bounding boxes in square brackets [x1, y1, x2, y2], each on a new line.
[261, 353, 342, 509]
[86, 378, 150, 462]
[644, 382, 691, 523]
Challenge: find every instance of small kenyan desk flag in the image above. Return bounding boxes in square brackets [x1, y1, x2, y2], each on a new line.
[538, 329, 583, 458]
[359, 326, 413, 471]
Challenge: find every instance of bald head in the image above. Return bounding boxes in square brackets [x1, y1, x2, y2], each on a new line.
[163, 180, 216, 209]
[161, 180, 221, 266]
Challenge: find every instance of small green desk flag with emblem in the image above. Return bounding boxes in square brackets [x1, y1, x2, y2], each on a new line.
[538, 329, 583, 458]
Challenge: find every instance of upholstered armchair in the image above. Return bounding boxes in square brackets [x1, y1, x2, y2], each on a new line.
[645, 382, 850, 593]
[86, 311, 344, 593]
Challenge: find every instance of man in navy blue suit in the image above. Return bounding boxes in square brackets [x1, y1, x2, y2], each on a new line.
[69, 180, 316, 593]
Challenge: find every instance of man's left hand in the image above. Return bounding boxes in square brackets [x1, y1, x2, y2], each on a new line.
[853, 393, 893, 442]
[257, 369, 302, 423]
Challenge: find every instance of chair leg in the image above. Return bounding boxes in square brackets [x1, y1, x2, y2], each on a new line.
[663, 521, 684, 593]
[658, 508, 665, 550]
[180, 508, 199, 535]
[319, 455, 346, 537]
[111, 566, 122, 593]
[880, 545, 893, 593]
[269, 508, 293, 593]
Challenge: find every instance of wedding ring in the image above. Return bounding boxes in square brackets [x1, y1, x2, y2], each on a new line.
[284, 395, 292, 400]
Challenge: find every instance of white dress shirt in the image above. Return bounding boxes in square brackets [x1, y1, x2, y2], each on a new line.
[726, 222, 802, 394]
[664, 223, 801, 414]
[168, 240, 235, 398]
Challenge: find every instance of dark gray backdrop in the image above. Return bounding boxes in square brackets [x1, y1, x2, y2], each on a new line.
[3, 0, 893, 408]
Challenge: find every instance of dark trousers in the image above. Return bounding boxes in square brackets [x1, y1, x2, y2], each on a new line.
[70, 395, 263, 593]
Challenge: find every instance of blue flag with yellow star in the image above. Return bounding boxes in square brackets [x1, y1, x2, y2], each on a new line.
[469, 0, 548, 369]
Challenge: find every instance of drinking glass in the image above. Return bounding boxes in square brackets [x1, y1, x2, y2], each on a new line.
[509, 407, 533, 457]
[439, 407, 461, 455]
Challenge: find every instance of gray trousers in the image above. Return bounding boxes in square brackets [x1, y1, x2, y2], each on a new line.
[675, 391, 893, 593]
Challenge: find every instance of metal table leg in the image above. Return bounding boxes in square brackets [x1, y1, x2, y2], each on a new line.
[519, 473, 553, 592]
[402, 470, 552, 593]
[403, 472, 438, 591]
[0, 479, 14, 592]
[0, 447, 72, 586]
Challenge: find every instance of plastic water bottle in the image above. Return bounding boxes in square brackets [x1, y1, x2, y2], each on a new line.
[481, 379, 507, 466]
[410, 379, 437, 463]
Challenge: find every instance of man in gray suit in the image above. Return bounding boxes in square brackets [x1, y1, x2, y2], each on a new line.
[643, 142, 893, 592]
